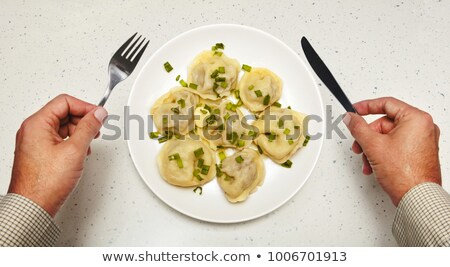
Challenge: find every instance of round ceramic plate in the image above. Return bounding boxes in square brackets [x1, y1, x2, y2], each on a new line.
[127, 24, 324, 223]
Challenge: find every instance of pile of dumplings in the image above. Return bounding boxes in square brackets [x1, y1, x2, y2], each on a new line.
[150, 44, 309, 203]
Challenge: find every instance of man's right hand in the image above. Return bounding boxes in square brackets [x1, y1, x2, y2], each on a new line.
[343, 97, 441, 206]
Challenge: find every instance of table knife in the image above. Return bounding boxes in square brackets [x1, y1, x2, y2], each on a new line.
[301, 37, 357, 113]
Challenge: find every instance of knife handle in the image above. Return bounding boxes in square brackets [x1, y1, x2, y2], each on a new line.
[332, 90, 357, 113]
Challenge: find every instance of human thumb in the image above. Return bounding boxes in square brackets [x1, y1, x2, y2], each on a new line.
[343, 112, 376, 148]
[70, 107, 107, 150]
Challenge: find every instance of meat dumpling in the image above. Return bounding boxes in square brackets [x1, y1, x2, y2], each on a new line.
[197, 100, 252, 150]
[157, 138, 216, 187]
[217, 148, 265, 203]
[252, 107, 307, 164]
[150, 87, 199, 135]
[187, 51, 240, 100]
[237, 68, 282, 112]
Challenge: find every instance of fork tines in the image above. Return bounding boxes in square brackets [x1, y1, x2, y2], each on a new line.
[116, 32, 149, 62]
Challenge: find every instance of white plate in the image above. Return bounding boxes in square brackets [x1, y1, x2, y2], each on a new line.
[127, 24, 324, 223]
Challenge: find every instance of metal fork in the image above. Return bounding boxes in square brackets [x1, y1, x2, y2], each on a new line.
[98, 33, 149, 106]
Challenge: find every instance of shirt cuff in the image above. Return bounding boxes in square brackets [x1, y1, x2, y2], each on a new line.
[0, 193, 60, 247]
[393, 182, 450, 247]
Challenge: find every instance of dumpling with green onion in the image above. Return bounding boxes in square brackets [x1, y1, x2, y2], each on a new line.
[237, 68, 282, 112]
[187, 51, 240, 100]
[151, 87, 199, 135]
[252, 107, 308, 164]
[217, 148, 265, 203]
[193, 102, 221, 129]
[157, 138, 216, 187]
[197, 100, 252, 150]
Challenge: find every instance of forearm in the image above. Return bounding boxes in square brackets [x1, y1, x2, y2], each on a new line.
[0, 193, 60, 247]
[393, 182, 450, 246]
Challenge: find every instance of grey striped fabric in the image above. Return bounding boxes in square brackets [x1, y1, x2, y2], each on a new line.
[0, 193, 60, 247]
[393, 182, 450, 247]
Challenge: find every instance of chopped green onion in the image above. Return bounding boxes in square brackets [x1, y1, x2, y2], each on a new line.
[281, 160, 293, 168]
[226, 102, 233, 110]
[164, 130, 174, 139]
[189, 83, 198, 90]
[225, 175, 236, 182]
[171, 107, 180, 114]
[193, 186, 202, 195]
[177, 99, 185, 108]
[168, 153, 183, 168]
[164, 62, 173, 72]
[215, 43, 225, 49]
[278, 118, 284, 128]
[176, 158, 183, 168]
[213, 108, 220, 114]
[197, 158, 204, 168]
[234, 90, 240, 99]
[256, 145, 263, 154]
[176, 75, 180, 81]
[248, 85, 255, 90]
[162, 117, 168, 124]
[194, 170, 203, 181]
[211, 45, 218, 51]
[194, 148, 204, 158]
[236, 99, 243, 106]
[224, 113, 230, 121]
[204, 104, 212, 112]
[242, 64, 252, 72]
[215, 77, 226, 82]
[288, 138, 294, 145]
[210, 69, 219, 78]
[217, 123, 224, 131]
[284, 128, 291, 135]
[179, 79, 188, 87]
[214, 51, 223, 56]
[149, 132, 160, 139]
[303, 135, 311, 146]
[220, 82, 227, 88]
[232, 132, 238, 142]
[213, 88, 220, 98]
[201, 165, 210, 175]
[263, 95, 271, 105]
[287, 106, 292, 109]
[218, 66, 225, 73]
[200, 109, 207, 114]
[158, 136, 169, 143]
[235, 155, 244, 163]
[248, 130, 256, 137]
[216, 164, 223, 177]
[273, 102, 282, 108]
[228, 132, 238, 144]
[267, 132, 276, 142]
[218, 151, 226, 161]
[230, 104, 237, 111]
[206, 115, 216, 125]
[237, 140, 245, 147]
[255, 90, 262, 97]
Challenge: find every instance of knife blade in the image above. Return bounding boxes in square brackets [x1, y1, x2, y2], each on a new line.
[301, 37, 357, 113]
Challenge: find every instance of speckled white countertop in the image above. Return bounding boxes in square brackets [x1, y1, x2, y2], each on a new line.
[1, 0, 449, 246]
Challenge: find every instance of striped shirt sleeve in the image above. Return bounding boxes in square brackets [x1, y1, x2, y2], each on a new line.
[393, 182, 450, 247]
[0, 193, 60, 247]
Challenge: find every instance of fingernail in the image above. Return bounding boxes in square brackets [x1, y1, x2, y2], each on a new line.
[342, 113, 351, 127]
[94, 107, 108, 124]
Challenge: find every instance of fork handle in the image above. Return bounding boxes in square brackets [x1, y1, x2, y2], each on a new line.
[98, 88, 112, 107]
